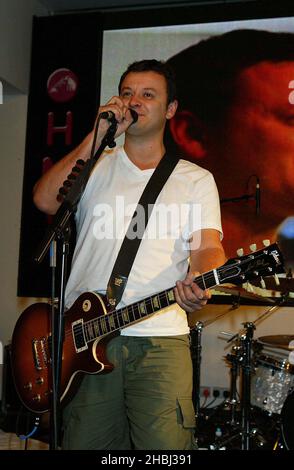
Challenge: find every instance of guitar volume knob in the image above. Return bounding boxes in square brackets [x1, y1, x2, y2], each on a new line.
[23, 382, 32, 390]
[32, 394, 41, 402]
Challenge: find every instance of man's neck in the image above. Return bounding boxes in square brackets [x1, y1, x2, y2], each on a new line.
[124, 135, 166, 170]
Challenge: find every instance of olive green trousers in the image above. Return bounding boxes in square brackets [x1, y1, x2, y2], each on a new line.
[62, 334, 196, 450]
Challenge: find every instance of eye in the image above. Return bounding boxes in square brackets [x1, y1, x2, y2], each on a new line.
[143, 91, 154, 99]
[284, 115, 294, 125]
[121, 91, 132, 98]
[276, 110, 294, 125]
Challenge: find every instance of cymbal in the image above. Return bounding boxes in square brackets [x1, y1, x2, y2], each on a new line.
[258, 335, 294, 350]
[214, 284, 275, 303]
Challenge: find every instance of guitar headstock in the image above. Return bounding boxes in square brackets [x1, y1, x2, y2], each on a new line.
[218, 242, 285, 285]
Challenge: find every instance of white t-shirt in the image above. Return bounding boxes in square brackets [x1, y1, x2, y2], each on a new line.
[65, 146, 222, 336]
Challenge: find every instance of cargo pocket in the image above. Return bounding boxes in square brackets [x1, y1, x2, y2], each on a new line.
[177, 397, 196, 429]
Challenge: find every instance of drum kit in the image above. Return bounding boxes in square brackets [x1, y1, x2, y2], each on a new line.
[191, 278, 294, 451]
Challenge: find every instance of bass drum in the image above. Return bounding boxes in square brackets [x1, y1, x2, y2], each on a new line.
[281, 390, 294, 450]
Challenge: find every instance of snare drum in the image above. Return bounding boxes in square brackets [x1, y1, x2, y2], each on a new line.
[251, 343, 294, 415]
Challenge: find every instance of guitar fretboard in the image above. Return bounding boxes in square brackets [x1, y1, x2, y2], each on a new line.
[82, 269, 220, 343]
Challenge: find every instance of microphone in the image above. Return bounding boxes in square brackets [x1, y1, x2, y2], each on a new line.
[129, 108, 138, 124]
[99, 108, 138, 125]
[255, 178, 260, 216]
[99, 110, 116, 122]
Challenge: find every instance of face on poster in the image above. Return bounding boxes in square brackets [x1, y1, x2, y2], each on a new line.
[101, 17, 294, 267]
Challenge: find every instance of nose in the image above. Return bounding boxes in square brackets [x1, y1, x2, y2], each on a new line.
[128, 94, 141, 109]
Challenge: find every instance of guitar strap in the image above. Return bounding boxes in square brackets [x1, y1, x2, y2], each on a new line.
[106, 152, 179, 308]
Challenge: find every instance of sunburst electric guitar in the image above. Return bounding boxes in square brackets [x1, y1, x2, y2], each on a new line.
[11, 243, 284, 413]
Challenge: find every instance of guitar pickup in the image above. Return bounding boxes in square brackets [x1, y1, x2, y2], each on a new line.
[72, 319, 88, 353]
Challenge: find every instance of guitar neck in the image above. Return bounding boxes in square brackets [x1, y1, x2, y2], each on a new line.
[82, 269, 220, 343]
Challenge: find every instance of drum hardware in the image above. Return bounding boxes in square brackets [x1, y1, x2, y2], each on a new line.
[190, 307, 236, 419]
[225, 344, 242, 426]
[191, 261, 291, 450]
[210, 323, 274, 450]
[239, 322, 256, 450]
[190, 310, 235, 448]
[213, 322, 257, 450]
[211, 318, 285, 450]
[222, 293, 289, 449]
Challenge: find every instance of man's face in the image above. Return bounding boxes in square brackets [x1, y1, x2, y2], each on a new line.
[206, 61, 294, 204]
[119, 70, 177, 137]
[170, 60, 294, 253]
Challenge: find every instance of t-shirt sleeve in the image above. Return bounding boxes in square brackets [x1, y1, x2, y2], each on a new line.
[187, 171, 223, 240]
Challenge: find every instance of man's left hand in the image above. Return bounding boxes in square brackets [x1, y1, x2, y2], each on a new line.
[174, 271, 211, 313]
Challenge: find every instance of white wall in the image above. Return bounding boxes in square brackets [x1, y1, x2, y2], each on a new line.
[0, 0, 46, 92]
[0, 0, 48, 398]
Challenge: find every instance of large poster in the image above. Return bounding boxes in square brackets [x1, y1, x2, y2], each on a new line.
[101, 17, 294, 296]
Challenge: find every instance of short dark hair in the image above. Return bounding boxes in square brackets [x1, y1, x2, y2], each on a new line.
[167, 29, 294, 125]
[118, 59, 177, 105]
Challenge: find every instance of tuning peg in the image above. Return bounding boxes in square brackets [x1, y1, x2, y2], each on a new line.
[274, 274, 280, 286]
[72, 165, 82, 174]
[262, 239, 270, 247]
[57, 193, 65, 202]
[249, 243, 257, 252]
[236, 248, 244, 257]
[260, 277, 266, 289]
[56, 186, 68, 202]
[58, 187, 68, 196]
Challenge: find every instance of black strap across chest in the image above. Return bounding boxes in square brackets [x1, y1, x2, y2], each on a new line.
[106, 152, 179, 308]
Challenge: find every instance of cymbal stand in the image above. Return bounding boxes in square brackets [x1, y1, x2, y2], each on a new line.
[226, 344, 242, 426]
[210, 323, 256, 450]
[190, 321, 203, 418]
[239, 322, 256, 450]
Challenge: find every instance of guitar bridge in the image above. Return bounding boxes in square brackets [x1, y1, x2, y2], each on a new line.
[32, 337, 49, 371]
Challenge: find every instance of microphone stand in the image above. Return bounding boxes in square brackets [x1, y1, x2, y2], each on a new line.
[221, 194, 254, 204]
[33, 119, 117, 450]
[220, 174, 260, 215]
[190, 321, 203, 418]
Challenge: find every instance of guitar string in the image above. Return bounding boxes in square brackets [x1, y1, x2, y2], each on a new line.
[61, 251, 270, 341]
[59, 250, 272, 341]
[61, 273, 214, 340]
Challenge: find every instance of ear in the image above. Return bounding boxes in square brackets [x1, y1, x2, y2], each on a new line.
[169, 110, 207, 160]
[166, 100, 178, 120]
